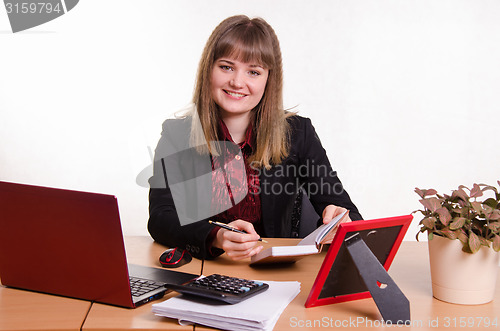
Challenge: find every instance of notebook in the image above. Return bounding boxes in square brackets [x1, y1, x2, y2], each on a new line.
[0, 181, 198, 308]
[250, 210, 349, 265]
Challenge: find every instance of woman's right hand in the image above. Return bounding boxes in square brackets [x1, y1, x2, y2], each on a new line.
[211, 219, 263, 261]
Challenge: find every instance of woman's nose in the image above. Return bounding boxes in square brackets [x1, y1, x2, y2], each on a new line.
[229, 72, 244, 88]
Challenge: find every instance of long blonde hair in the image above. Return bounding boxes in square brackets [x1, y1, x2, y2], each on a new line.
[189, 15, 292, 169]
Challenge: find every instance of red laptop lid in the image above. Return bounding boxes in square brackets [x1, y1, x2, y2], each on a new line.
[0, 181, 134, 308]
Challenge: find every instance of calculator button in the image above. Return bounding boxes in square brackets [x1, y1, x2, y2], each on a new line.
[165, 274, 269, 304]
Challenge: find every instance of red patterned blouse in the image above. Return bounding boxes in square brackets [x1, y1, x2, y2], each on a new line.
[206, 121, 263, 253]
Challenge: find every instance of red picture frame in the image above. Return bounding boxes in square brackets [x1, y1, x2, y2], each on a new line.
[305, 215, 412, 308]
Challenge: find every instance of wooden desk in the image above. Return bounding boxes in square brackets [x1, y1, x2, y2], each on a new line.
[199, 239, 500, 330]
[0, 236, 202, 331]
[0, 285, 91, 331]
[82, 236, 202, 331]
[2, 237, 499, 331]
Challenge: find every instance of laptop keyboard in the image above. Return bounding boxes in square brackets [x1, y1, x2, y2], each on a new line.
[129, 276, 166, 297]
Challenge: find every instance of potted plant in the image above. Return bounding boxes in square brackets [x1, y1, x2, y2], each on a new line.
[415, 182, 500, 305]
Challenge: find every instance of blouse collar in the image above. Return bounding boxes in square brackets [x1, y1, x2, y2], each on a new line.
[218, 119, 255, 151]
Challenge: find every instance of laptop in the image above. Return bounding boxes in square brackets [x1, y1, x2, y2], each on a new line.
[0, 181, 198, 308]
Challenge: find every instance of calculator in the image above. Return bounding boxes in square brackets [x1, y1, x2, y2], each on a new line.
[165, 274, 269, 304]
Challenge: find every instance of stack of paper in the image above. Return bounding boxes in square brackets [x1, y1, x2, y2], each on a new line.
[152, 280, 300, 331]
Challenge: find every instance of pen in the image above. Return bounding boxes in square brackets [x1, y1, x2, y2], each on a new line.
[208, 220, 268, 243]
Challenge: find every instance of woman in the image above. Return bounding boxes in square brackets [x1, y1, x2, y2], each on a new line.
[148, 15, 362, 261]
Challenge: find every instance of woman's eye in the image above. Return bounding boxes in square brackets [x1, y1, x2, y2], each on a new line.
[220, 65, 232, 71]
[249, 70, 260, 76]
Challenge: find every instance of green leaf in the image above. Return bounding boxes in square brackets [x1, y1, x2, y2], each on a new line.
[452, 207, 464, 215]
[421, 217, 436, 229]
[428, 232, 434, 241]
[449, 217, 466, 230]
[415, 188, 424, 198]
[483, 205, 494, 216]
[440, 228, 458, 240]
[420, 198, 441, 212]
[469, 231, 481, 254]
[415, 188, 437, 198]
[488, 222, 500, 232]
[470, 184, 483, 198]
[489, 210, 500, 221]
[471, 201, 483, 214]
[479, 236, 490, 247]
[458, 185, 470, 191]
[453, 188, 469, 202]
[457, 230, 468, 245]
[413, 209, 431, 217]
[493, 235, 500, 252]
[480, 185, 498, 195]
[427, 189, 438, 196]
[436, 207, 452, 226]
[462, 244, 473, 254]
[483, 198, 499, 209]
[415, 232, 421, 242]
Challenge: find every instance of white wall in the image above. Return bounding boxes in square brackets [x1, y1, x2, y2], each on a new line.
[1, 0, 499, 240]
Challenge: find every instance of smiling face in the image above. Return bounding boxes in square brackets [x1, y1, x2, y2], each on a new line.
[210, 57, 269, 119]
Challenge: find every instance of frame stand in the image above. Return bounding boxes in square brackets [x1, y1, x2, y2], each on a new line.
[345, 233, 410, 325]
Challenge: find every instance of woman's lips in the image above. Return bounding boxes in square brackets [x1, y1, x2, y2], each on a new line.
[224, 90, 247, 99]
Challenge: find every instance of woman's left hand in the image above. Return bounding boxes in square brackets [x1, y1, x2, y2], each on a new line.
[322, 205, 350, 224]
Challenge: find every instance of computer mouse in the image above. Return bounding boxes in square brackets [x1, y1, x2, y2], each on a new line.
[159, 248, 192, 268]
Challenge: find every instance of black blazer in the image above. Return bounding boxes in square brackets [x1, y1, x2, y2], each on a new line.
[148, 115, 362, 259]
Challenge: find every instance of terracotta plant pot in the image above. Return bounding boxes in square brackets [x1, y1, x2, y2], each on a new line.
[428, 235, 499, 305]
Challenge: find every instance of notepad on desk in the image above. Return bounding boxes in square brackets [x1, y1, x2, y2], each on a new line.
[250, 210, 349, 265]
[152, 280, 300, 331]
